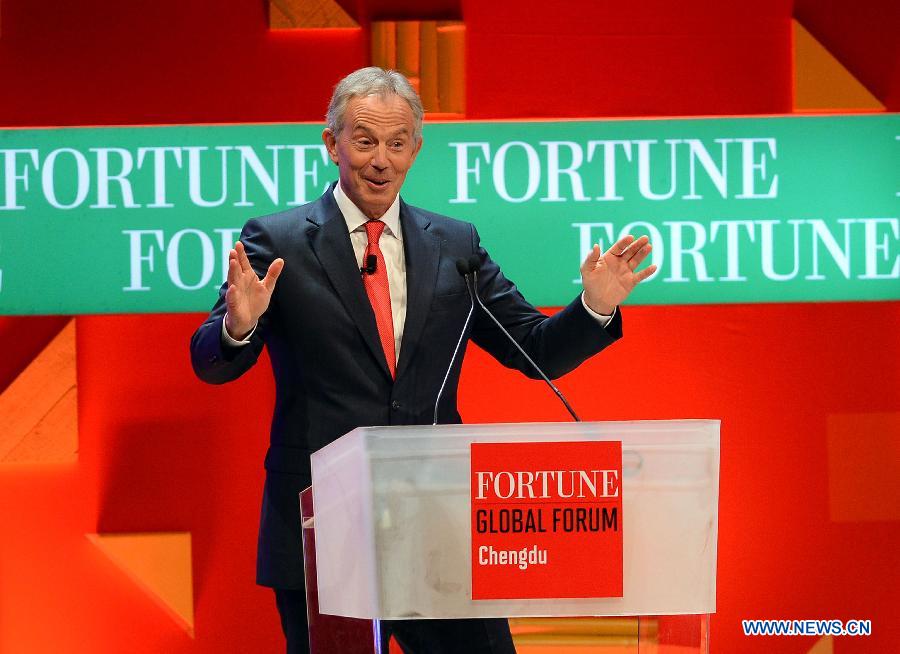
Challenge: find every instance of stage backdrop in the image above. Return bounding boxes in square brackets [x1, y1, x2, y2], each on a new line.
[0, 1, 898, 654]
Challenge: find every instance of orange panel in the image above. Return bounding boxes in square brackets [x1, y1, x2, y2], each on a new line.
[269, 0, 358, 29]
[827, 412, 900, 522]
[792, 19, 884, 111]
[419, 21, 440, 111]
[87, 532, 195, 636]
[436, 23, 465, 114]
[0, 319, 77, 464]
[395, 21, 420, 78]
[371, 21, 397, 70]
[808, 635, 834, 653]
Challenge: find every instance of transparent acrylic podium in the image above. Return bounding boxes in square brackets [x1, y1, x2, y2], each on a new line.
[300, 420, 719, 653]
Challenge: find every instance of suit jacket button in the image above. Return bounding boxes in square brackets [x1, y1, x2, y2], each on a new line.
[208, 355, 218, 363]
[391, 401, 401, 410]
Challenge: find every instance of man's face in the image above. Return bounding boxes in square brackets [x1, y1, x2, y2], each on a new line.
[322, 93, 423, 220]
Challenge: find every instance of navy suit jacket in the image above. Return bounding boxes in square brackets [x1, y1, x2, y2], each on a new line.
[190, 183, 622, 588]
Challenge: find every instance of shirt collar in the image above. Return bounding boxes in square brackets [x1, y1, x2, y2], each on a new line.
[333, 182, 402, 240]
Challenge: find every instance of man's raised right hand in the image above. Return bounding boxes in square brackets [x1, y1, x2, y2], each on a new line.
[224, 240, 284, 340]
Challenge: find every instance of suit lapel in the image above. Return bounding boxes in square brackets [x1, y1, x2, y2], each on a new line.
[306, 188, 393, 380]
[396, 201, 441, 380]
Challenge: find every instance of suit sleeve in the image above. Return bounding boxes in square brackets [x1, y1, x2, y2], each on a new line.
[189, 218, 277, 385]
[468, 225, 622, 380]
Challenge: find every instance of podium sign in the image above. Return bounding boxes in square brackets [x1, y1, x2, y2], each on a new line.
[470, 440, 623, 600]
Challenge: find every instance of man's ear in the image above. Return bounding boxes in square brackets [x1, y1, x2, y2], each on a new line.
[411, 136, 424, 164]
[322, 128, 339, 164]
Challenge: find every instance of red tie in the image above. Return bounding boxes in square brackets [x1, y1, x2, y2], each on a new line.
[363, 220, 396, 378]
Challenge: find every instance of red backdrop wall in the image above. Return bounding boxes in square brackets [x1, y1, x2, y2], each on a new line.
[1, 1, 897, 653]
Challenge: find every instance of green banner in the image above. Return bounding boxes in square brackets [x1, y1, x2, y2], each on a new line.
[1, 114, 897, 314]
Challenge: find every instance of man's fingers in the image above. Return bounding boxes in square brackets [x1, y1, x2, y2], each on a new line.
[581, 244, 602, 271]
[622, 235, 650, 261]
[235, 240, 253, 273]
[628, 243, 652, 269]
[225, 283, 238, 309]
[227, 255, 242, 287]
[606, 234, 635, 257]
[634, 264, 658, 284]
[263, 258, 285, 292]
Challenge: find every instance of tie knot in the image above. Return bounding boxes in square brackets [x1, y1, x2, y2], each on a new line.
[365, 219, 386, 244]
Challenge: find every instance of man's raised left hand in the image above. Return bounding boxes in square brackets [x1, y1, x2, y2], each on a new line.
[581, 234, 657, 316]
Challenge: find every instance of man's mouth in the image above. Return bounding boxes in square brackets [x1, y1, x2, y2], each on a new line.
[364, 177, 390, 189]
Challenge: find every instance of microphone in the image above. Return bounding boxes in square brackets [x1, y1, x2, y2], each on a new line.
[465, 255, 582, 422]
[432, 259, 476, 425]
[360, 254, 377, 275]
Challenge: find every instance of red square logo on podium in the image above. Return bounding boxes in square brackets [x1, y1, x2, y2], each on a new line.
[471, 440, 623, 600]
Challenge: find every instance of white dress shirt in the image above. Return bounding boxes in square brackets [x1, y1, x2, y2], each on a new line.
[223, 184, 612, 348]
[334, 182, 407, 363]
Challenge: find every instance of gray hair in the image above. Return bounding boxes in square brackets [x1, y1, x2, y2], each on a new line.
[326, 67, 424, 142]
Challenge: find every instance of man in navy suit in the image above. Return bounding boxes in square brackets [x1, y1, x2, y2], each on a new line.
[190, 67, 655, 654]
